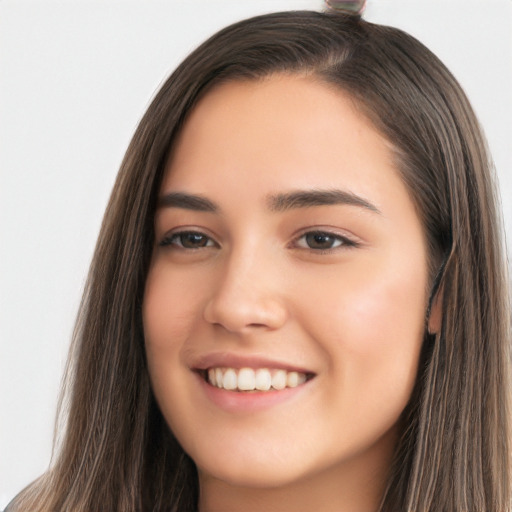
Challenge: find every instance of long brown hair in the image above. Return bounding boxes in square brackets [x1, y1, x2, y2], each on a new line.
[11, 10, 511, 512]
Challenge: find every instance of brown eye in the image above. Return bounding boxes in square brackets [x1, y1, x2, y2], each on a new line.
[180, 233, 210, 248]
[160, 231, 215, 249]
[295, 231, 357, 251]
[304, 232, 342, 250]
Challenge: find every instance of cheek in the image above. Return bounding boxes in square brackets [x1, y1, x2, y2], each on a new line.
[300, 261, 427, 348]
[142, 264, 204, 351]
[348, 276, 426, 351]
[297, 257, 427, 407]
[142, 265, 204, 427]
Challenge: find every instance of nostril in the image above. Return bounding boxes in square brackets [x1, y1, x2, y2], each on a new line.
[203, 293, 288, 333]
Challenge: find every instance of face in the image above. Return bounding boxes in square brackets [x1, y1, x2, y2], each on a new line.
[143, 75, 429, 492]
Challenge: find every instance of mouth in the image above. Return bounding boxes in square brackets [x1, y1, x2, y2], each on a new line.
[198, 367, 315, 392]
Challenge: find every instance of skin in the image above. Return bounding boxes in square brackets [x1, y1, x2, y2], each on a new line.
[143, 75, 431, 512]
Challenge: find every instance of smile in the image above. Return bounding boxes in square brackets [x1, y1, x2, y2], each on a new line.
[206, 367, 310, 392]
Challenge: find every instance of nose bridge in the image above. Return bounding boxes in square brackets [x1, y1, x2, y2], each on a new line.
[203, 241, 287, 332]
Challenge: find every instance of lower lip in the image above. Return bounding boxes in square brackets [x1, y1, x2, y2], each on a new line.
[194, 373, 312, 413]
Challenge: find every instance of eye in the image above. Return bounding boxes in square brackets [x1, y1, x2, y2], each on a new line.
[160, 231, 216, 249]
[294, 230, 357, 251]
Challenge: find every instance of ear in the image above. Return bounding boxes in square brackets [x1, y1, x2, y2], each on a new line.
[427, 287, 443, 335]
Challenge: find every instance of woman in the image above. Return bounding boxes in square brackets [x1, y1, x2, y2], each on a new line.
[9, 5, 511, 512]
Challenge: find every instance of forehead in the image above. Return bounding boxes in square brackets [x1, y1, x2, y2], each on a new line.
[162, 74, 407, 216]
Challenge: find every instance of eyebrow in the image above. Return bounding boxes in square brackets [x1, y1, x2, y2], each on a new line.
[157, 189, 380, 215]
[157, 192, 219, 212]
[267, 189, 381, 214]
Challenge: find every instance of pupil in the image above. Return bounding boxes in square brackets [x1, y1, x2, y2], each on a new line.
[307, 233, 333, 249]
[182, 233, 207, 248]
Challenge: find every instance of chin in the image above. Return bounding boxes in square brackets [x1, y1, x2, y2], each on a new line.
[193, 445, 314, 490]
[198, 463, 308, 490]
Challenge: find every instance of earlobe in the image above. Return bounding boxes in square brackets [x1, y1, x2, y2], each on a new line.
[427, 288, 443, 335]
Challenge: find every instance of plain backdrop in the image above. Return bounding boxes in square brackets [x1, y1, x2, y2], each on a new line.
[1, 0, 511, 506]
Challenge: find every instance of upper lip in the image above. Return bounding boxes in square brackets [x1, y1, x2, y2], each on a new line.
[190, 352, 315, 374]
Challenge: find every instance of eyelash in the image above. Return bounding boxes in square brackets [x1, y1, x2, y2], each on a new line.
[159, 229, 359, 253]
[159, 231, 217, 250]
[291, 230, 359, 253]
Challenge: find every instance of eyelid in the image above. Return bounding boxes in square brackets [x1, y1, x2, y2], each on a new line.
[290, 227, 361, 251]
[158, 227, 220, 249]
[157, 226, 360, 252]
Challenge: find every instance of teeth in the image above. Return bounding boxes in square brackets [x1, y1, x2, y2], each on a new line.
[206, 367, 309, 392]
[238, 368, 256, 391]
[286, 371, 306, 388]
[222, 369, 237, 390]
[255, 368, 272, 391]
[271, 369, 287, 390]
[215, 368, 223, 388]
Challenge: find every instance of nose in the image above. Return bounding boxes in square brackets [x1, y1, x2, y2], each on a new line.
[203, 249, 288, 334]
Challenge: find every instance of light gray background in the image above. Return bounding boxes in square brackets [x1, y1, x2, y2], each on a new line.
[1, 0, 511, 506]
